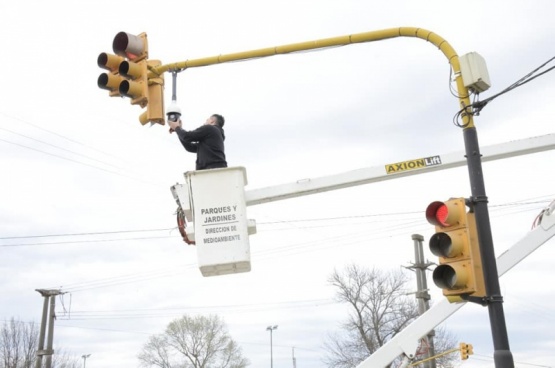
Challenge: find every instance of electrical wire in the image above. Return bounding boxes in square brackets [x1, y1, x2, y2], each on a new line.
[0, 195, 547, 294]
[0, 138, 161, 186]
[30, 197, 546, 294]
[0, 111, 128, 163]
[452, 55, 555, 127]
[0, 111, 168, 186]
[56, 299, 336, 320]
[0, 126, 126, 171]
[3, 198, 550, 244]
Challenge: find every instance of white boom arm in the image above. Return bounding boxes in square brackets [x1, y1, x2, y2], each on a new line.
[245, 134, 555, 206]
[357, 200, 555, 367]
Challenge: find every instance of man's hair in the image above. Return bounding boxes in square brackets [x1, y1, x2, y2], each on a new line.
[212, 114, 225, 128]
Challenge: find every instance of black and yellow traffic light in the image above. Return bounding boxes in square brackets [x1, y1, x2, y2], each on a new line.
[425, 197, 486, 302]
[97, 32, 165, 125]
[459, 342, 473, 360]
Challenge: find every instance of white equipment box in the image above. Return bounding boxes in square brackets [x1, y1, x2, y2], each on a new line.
[185, 167, 255, 277]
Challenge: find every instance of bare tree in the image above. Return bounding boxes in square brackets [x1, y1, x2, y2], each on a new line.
[138, 314, 249, 368]
[1, 318, 38, 368]
[324, 265, 457, 368]
[0, 318, 79, 368]
[0, 317, 79, 368]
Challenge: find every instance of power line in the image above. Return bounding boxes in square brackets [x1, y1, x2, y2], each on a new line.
[0, 227, 175, 240]
[453, 55, 555, 126]
[0, 126, 126, 171]
[0, 111, 128, 163]
[6, 196, 550, 293]
[472, 55, 555, 115]
[4, 197, 550, 294]
[1, 235, 173, 247]
[0, 138, 160, 186]
[56, 298, 336, 320]
[0, 111, 166, 186]
[3, 198, 551, 243]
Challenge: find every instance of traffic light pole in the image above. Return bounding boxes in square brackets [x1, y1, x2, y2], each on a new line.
[463, 126, 514, 368]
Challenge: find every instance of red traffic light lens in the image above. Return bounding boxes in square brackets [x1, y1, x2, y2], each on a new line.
[426, 201, 450, 227]
[435, 204, 449, 226]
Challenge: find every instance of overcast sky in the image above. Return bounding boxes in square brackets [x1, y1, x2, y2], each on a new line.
[1, 0, 555, 367]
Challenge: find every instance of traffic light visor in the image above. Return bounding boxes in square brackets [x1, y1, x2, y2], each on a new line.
[433, 263, 469, 289]
[113, 32, 147, 61]
[97, 53, 124, 72]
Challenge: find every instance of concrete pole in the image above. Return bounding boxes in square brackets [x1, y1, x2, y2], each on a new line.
[44, 294, 57, 368]
[35, 289, 63, 368]
[35, 294, 49, 368]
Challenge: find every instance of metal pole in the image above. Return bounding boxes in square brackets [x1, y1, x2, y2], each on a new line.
[171, 71, 177, 102]
[270, 330, 273, 368]
[463, 126, 514, 367]
[410, 235, 436, 368]
[266, 325, 278, 368]
[82, 354, 91, 368]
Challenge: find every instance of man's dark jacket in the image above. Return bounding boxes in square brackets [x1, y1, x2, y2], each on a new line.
[175, 124, 227, 170]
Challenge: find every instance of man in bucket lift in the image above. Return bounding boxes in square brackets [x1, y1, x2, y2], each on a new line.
[167, 104, 228, 170]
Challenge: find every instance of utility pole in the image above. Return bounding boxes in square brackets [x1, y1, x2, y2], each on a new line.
[292, 347, 297, 368]
[408, 235, 436, 368]
[35, 289, 64, 368]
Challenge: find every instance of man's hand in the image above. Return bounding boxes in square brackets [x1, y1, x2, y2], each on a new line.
[168, 120, 181, 133]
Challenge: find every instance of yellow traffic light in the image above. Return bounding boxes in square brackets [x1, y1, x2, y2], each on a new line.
[142, 60, 165, 125]
[97, 53, 125, 97]
[97, 31, 165, 125]
[113, 32, 148, 107]
[426, 198, 486, 302]
[118, 58, 148, 106]
[459, 342, 473, 360]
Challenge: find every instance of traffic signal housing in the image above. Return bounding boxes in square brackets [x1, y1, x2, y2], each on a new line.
[141, 60, 165, 125]
[97, 32, 165, 125]
[459, 342, 473, 360]
[426, 198, 486, 303]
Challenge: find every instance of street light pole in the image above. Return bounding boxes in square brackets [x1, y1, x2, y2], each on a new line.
[266, 325, 278, 368]
[82, 354, 91, 368]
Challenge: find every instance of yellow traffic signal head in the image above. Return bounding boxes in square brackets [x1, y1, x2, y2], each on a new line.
[97, 53, 126, 97]
[459, 342, 473, 360]
[426, 198, 485, 300]
[117, 60, 148, 107]
[97, 32, 165, 125]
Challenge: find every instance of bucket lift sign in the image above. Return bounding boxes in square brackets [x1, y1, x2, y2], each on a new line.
[171, 167, 256, 277]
